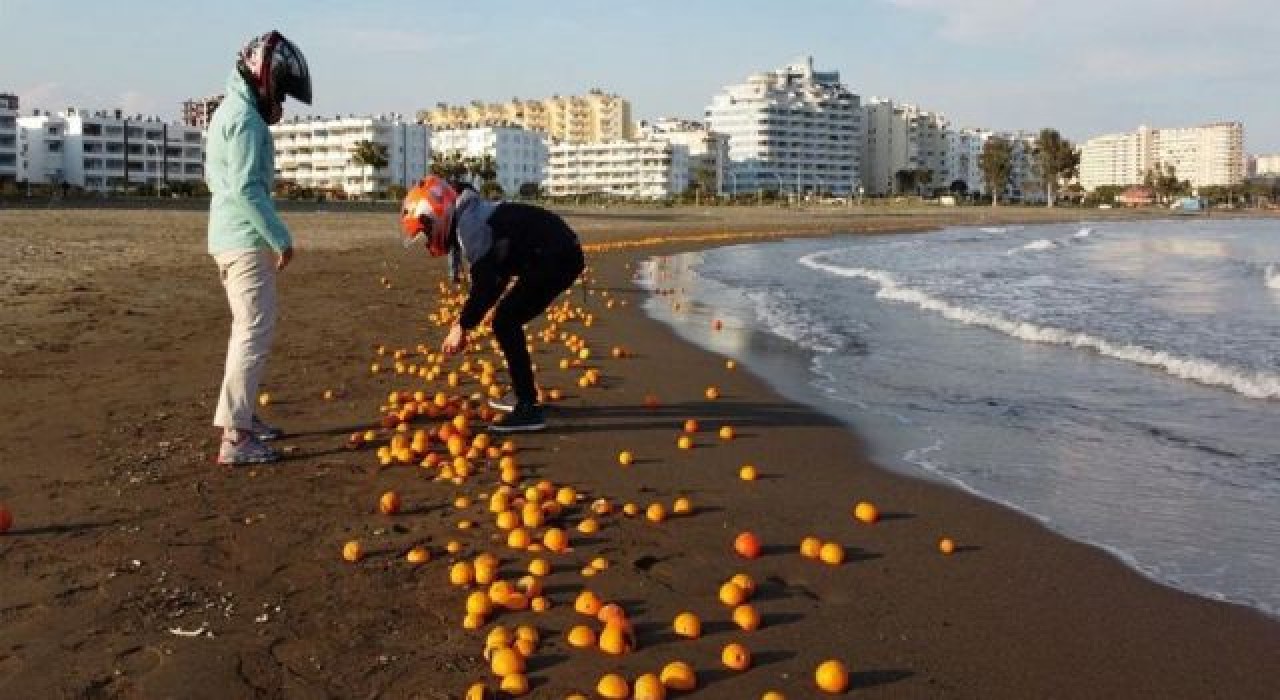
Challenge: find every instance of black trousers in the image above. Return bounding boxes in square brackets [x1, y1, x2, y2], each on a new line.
[492, 246, 585, 405]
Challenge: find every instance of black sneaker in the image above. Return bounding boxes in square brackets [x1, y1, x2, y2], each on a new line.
[490, 403, 546, 433]
[487, 393, 516, 413]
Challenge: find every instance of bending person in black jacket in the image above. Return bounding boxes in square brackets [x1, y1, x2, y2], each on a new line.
[400, 177, 585, 432]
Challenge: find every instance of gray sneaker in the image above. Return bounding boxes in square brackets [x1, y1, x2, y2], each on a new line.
[251, 415, 284, 441]
[487, 393, 517, 413]
[489, 403, 546, 433]
[218, 434, 280, 465]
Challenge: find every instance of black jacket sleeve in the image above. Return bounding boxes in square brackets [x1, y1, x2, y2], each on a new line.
[458, 251, 507, 330]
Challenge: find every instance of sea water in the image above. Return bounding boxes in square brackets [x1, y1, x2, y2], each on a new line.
[638, 219, 1280, 617]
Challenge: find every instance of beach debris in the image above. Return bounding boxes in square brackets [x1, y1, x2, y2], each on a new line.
[167, 623, 211, 638]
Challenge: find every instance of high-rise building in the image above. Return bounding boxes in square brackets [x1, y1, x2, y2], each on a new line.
[0, 93, 18, 186]
[430, 125, 548, 196]
[1250, 153, 1280, 176]
[271, 115, 428, 197]
[636, 118, 728, 195]
[182, 95, 225, 129]
[1080, 122, 1244, 190]
[546, 139, 689, 199]
[16, 107, 204, 191]
[705, 56, 863, 196]
[420, 90, 633, 144]
[862, 99, 952, 196]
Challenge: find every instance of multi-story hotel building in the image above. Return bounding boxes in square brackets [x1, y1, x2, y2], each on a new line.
[181, 95, 225, 129]
[420, 90, 633, 144]
[1254, 153, 1280, 176]
[705, 56, 863, 196]
[636, 118, 727, 195]
[271, 115, 428, 197]
[1080, 122, 1244, 191]
[863, 98, 952, 196]
[546, 139, 689, 199]
[16, 107, 204, 191]
[430, 126, 548, 196]
[0, 93, 18, 186]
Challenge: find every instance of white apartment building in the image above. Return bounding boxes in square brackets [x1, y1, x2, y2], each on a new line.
[430, 126, 548, 196]
[272, 115, 427, 197]
[705, 56, 863, 196]
[0, 93, 18, 185]
[863, 99, 952, 196]
[1254, 153, 1280, 176]
[953, 129, 1041, 202]
[16, 107, 204, 191]
[636, 117, 728, 195]
[1080, 122, 1244, 191]
[546, 139, 689, 199]
[421, 90, 633, 144]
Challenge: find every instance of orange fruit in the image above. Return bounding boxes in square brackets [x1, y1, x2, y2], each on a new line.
[543, 527, 569, 553]
[507, 527, 532, 550]
[341, 540, 362, 562]
[672, 496, 693, 515]
[464, 681, 491, 700]
[718, 425, 735, 440]
[718, 581, 747, 607]
[800, 536, 823, 559]
[705, 386, 720, 400]
[463, 612, 485, 630]
[761, 692, 786, 700]
[732, 604, 761, 631]
[528, 558, 551, 577]
[566, 624, 596, 648]
[739, 465, 758, 481]
[815, 659, 850, 693]
[618, 451, 634, 466]
[449, 561, 475, 586]
[939, 537, 956, 555]
[577, 517, 600, 535]
[466, 591, 493, 616]
[819, 542, 845, 565]
[726, 359, 737, 370]
[622, 502, 640, 517]
[729, 573, 757, 597]
[645, 503, 667, 523]
[556, 486, 578, 506]
[596, 602, 625, 623]
[597, 673, 630, 700]
[682, 419, 699, 433]
[676, 435, 693, 450]
[499, 673, 529, 696]
[733, 531, 762, 559]
[378, 491, 401, 515]
[633, 673, 666, 700]
[659, 661, 697, 691]
[598, 620, 634, 655]
[721, 642, 751, 671]
[406, 547, 430, 564]
[574, 590, 603, 616]
[853, 501, 879, 524]
[673, 611, 702, 639]
[489, 647, 525, 677]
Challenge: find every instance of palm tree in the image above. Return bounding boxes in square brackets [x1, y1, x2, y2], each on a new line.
[979, 137, 1014, 206]
[430, 151, 469, 181]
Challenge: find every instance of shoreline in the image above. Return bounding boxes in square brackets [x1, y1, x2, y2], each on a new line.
[0, 207, 1276, 698]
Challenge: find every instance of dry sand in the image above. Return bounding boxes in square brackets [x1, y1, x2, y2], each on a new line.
[0, 205, 1277, 699]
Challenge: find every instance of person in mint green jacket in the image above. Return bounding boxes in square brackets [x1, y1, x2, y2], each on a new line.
[206, 31, 311, 465]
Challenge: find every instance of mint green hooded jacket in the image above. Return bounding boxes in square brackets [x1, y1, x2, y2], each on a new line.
[206, 69, 292, 254]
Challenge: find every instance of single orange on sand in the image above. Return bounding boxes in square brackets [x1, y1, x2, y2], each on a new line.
[726, 359, 737, 370]
[406, 547, 430, 564]
[378, 490, 402, 515]
[732, 604, 761, 631]
[738, 465, 758, 481]
[733, 531, 762, 559]
[646, 503, 667, 523]
[673, 612, 702, 639]
[718, 425, 735, 440]
[499, 673, 528, 696]
[729, 572, 757, 597]
[939, 537, 956, 555]
[598, 620, 634, 655]
[633, 673, 666, 700]
[819, 542, 846, 565]
[800, 536, 823, 559]
[566, 624, 596, 648]
[815, 659, 850, 693]
[659, 661, 697, 691]
[705, 386, 720, 400]
[761, 692, 786, 700]
[721, 642, 751, 671]
[0, 505, 12, 534]
[618, 450, 634, 466]
[450, 561, 475, 586]
[597, 673, 630, 700]
[672, 496, 693, 514]
[543, 527, 569, 553]
[676, 435, 693, 450]
[682, 419, 699, 434]
[853, 501, 880, 524]
[719, 581, 748, 607]
[342, 540, 362, 562]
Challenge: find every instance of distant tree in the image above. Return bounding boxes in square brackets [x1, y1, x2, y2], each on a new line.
[979, 137, 1014, 206]
[1033, 128, 1080, 207]
[430, 151, 469, 181]
[474, 154, 498, 184]
[350, 140, 389, 169]
[517, 182, 542, 199]
[1143, 162, 1191, 202]
[893, 169, 913, 195]
[949, 179, 969, 197]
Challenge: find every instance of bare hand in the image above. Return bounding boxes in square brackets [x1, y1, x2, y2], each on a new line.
[442, 323, 466, 356]
[276, 247, 294, 271]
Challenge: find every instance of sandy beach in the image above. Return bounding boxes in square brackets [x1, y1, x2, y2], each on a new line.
[1, 205, 1277, 699]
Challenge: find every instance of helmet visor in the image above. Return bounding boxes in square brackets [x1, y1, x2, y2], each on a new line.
[271, 36, 312, 105]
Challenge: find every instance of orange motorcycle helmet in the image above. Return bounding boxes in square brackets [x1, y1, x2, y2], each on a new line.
[400, 176, 458, 256]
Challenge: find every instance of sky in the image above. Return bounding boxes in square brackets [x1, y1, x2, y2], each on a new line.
[1, 0, 1275, 152]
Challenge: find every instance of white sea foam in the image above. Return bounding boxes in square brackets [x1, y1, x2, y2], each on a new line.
[799, 252, 1280, 400]
[1265, 264, 1280, 289]
[744, 289, 841, 354]
[1073, 227, 1094, 238]
[980, 226, 1007, 234]
[1021, 239, 1057, 251]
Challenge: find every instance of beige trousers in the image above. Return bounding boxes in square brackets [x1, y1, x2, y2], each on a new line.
[212, 248, 278, 431]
